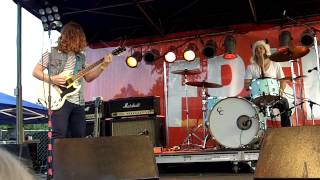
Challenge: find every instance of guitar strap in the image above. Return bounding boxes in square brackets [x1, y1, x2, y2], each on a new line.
[73, 54, 82, 75]
[74, 54, 84, 104]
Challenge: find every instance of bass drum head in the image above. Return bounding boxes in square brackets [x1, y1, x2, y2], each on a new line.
[208, 97, 260, 148]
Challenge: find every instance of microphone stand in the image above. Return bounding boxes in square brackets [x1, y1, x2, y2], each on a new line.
[285, 16, 320, 82]
[285, 16, 320, 126]
[93, 97, 102, 137]
[308, 100, 320, 125]
[46, 28, 54, 180]
[311, 28, 320, 82]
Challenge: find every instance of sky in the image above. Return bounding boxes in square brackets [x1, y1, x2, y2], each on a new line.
[0, 0, 60, 103]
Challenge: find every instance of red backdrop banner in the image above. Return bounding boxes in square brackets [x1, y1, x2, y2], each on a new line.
[85, 24, 320, 147]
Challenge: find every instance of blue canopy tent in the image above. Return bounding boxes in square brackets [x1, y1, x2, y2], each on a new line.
[0, 92, 47, 124]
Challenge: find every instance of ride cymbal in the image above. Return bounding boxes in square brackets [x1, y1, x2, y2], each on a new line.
[171, 69, 201, 75]
[269, 46, 310, 62]
[186, 81, 222, 88]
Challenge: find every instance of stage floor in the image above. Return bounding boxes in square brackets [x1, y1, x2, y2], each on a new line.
[35, 148, 258, 179]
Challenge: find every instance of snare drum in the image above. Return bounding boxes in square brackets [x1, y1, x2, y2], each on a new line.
[250, 78, 280, 105]
[208, 97, 263, 148]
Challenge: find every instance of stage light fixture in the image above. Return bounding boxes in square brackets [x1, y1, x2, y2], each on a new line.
[183, 43, 197, 61]
[279, 31, 293, 48]
[38, 4, 63, 31]
[223, 35, 237, 59]
[126, 51, 142, 68]
[144, 49, 160, 64]
[300, 29, 315, 47]
[164, 46, 177, 63]
[202, 40, 217, 58]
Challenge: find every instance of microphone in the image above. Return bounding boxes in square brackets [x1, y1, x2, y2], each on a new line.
[308, 67, 317, 73]
[280, 10, 287, 27]
[308, 100, 320, 106]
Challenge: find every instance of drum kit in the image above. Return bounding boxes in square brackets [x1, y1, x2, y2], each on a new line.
[171, 45, 311, 150]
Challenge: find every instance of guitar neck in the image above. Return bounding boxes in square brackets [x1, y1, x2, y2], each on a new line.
[72, 58, 104, 81]
[70, 47, 125, 81]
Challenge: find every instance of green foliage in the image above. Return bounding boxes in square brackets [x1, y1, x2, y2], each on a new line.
[24, 124, 48, 130]
[0, 124, 47, 130]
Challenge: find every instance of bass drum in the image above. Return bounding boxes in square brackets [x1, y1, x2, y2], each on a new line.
[208, 97, 263, 148]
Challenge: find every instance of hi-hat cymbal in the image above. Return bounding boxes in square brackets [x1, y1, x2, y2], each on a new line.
[171, 69, 201, 75]
[186, 81, 223, 88]
[269, 46, 310, 62]
[278, 75, 307, 81]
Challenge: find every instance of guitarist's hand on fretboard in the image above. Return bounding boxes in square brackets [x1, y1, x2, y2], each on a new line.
[100, 54, 113, 70]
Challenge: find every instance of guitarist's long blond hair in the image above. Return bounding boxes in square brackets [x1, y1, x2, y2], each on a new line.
[58, 21, 87, 53]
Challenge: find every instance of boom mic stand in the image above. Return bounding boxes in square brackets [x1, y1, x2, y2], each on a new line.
[284, 16, 320, 82]
[46, 28, 54, 180]
[93, 97, 102, 137]
[308, 100, 320, 125]
[283, 15, 320, 126]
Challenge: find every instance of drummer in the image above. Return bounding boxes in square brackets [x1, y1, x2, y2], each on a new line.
[244, 40, 291, 127]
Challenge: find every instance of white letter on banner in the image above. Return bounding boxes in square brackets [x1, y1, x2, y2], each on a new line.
[207, 55, 245, 97]
[167, 60, 200, 127]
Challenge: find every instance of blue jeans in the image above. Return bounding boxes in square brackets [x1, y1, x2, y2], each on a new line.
[51, 101, 86, 139]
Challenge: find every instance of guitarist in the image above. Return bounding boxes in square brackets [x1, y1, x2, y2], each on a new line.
[32, 22, 112, 139]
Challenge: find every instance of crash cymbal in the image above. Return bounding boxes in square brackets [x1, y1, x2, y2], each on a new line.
[186, 81, 223, 88]
[278, 75, 307, 81]
[171, 69, 201, 75]
[269, 46, 310, 62]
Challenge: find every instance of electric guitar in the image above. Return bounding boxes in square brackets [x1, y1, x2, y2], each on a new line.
[38, 47, 126, 110]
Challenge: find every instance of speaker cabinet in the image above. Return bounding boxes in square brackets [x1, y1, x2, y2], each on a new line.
[112, 116, 163, 146]
[254, 126, 320, 179]
[53, 136, 159, 180]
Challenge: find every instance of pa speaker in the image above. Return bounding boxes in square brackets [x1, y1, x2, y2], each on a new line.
[254, 126, 320, 179]
[112, 116, 163, 146]
[53, 136, 159, 180]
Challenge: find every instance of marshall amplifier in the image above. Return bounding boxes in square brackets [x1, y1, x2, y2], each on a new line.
[84, 99, 108, 120]
[107, 96, 160, 118]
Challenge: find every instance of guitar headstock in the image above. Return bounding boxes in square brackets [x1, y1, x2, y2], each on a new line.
[112, 47, 126, 56]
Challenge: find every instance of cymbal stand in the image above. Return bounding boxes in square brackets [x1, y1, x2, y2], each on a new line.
[200, 86, 210, 148]
[295, 60, 306, 124]
[289, 59, 299, 126]
[181, 74, 202, 148]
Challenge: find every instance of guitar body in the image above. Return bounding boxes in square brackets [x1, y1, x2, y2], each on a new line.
[37, 47, 126, 110]
[38, 71, 81, 110]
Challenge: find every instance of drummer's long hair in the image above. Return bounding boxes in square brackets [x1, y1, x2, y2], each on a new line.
[57, 22, 87, 53]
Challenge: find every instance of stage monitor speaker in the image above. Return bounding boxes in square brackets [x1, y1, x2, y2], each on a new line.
[254, 126, 320, 179]
[53, 136, 159, 180]
[112, 116, 163, 147]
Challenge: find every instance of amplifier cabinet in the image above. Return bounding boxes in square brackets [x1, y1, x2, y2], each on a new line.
[111, 116, 163, 147]
[107, 96, 160, 118]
